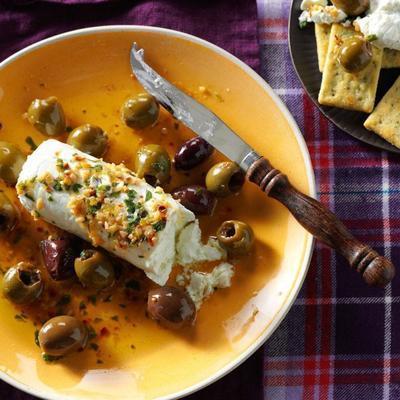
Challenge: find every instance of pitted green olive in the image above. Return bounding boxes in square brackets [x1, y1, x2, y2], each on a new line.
[121, 93, 159, 129]
[217, 220, 254, 256]
[0, 142, 26, 185]
[38, 316, 88, 357]
[331, 0, 369, 16]
[74, 249, 115, 289]
[205, 162, 245, 197]
[2, 262, 43, 304]
[27, 97, 66, 136]
[67, 124, 108, 157]
[0, 192, 18, 232]
[338, 36, 373, 73]
[135, 144, 171, 186]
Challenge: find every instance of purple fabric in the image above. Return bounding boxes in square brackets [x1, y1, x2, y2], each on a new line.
[0, 0, 260, 71]
[0, 1, 261, 399]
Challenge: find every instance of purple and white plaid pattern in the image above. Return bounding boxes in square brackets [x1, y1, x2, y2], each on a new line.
[258, 1, 400, 399]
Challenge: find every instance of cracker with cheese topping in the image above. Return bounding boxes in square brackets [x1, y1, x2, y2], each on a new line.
[318, 24, 383, 113]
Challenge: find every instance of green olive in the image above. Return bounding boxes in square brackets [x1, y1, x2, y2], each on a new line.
[0, 192, 18, 232]
[67, 124, 108, 157]
[38, 316, 88, 357]
[135, 144, 171, 186]
[121, 93, 160, 129]
[217, 220, 254, 256]
[331, 0, 369, 16]
[338, 36, 373, 73]
[0, 142, 26, 185]
[74, 249, 115, 289]
[205, 162, 245, 197]
[2, 262, 43, 304]
[27, 97, 66, 136]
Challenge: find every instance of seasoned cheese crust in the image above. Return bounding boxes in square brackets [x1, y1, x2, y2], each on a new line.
[17, 140, 195, 285]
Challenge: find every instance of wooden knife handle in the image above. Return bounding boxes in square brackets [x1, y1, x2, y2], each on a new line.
[246, 157, 395, 287]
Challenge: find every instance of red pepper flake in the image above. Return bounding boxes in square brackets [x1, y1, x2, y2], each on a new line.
[100, 327, 110, 337]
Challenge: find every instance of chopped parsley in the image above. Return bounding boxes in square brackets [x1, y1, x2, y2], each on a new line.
[24, 193, 35, 201]
[88, 294, 97, 305]
[366, 34, 378, 42]
[92, 164, 103, 172]
[53, 180, 63, 191]
[89, 343, 99, 351]
[79, 301, 87, 310]
[125, 279, 140, 291]
[43, 354, 62, 362]
[47, 195, 54, 202]
[56, 158, 65, 170]
[299, 20, 308, 29]
[111, 315, 119, 321]
[145, 190, 152, 201]
[56, 294, 71, 306]
[34, 329, 40, 347]
[152, 219, 166, 232]
[72, 183, 82, 193]
[25, 136, 37, 151]
[87, 203, 101, 215]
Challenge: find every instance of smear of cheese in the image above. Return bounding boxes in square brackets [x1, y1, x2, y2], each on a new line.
[357, 0, 400, 51]
[185, 263, 234, 309]
[176, 220, 226, 265]
[299, 5, 347, 25]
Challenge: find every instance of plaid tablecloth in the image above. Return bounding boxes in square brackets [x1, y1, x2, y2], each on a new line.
[258, 1, 400, 399]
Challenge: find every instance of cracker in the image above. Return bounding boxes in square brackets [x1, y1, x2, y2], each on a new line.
[364, 76, 400, 148]
[315, 24, 331, 73]
[382, 49, 400, 69]
[318, 24, 383, 113]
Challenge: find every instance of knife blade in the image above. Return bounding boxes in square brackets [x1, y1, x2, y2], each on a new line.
[130, 43, 260, 171]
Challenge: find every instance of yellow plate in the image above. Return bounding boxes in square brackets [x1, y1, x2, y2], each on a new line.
[0, 26, 315, 400]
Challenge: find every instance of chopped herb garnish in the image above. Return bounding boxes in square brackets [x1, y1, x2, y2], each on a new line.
[87, 326, 97, 340]
[103, 294, 112, 303]
[34, 329, 40, 347]
[87, 203, 101, 215]
[125, 279, 140, 291]
[119, 303, 127, 309]
[127, 189, 137, 198]
[43, 354, 62, 362]
[79, 301, 87, 310]
[299, 20, 308, 29]
[111, 315, 119, 321]
[66, 126, 73, 133]
[33, 210, 41, 218]
[145, 190, 152, 201]
[48, 195, 54, 202]
[366, 34, 378, 42]
[53, 180, 63, 191]
[56, 294, 71, 306]
[92, 164, 103, 172]
[24, 193, 35, 201]
[72, 183, 82, 193]
[56, 158, 65, 170]
[25, 136, 37, 151]
[97, 184, 111, 192]
[94, 317, 103, 323]
[14, 314, 27, 322]
[89, 343, 99, 351]
[152, 220, 166, 232]
[88, 294, 97, 305]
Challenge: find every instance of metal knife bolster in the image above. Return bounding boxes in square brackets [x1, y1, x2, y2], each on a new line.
[130, 43, 261, 172]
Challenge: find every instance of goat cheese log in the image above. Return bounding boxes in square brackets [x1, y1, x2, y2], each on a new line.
[17, 140, 195, 285]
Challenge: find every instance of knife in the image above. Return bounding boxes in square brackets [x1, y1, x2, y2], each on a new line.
[130, 43, 395, 288]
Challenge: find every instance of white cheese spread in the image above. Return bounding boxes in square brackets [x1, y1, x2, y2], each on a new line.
[299, 5, 347, 25]
[185, 263, 234, 309]
[356, 0, 400, 51]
